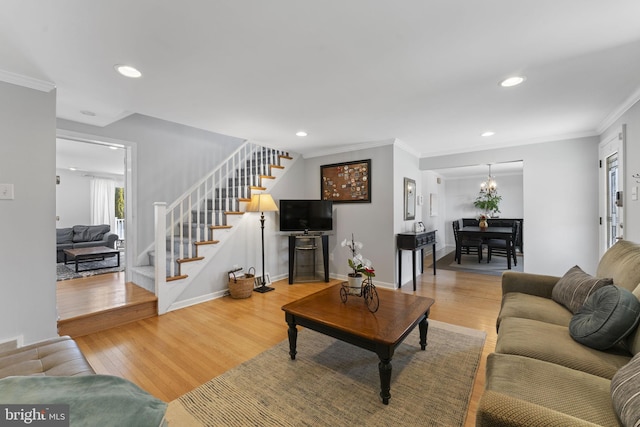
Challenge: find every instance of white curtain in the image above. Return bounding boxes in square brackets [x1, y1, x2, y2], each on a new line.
[90, 178, 116, 232]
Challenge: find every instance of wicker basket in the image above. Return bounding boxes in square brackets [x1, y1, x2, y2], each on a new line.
[228, 267, 255, 299]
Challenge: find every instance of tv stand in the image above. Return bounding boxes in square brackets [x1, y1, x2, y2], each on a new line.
[288, 234, 329, 284]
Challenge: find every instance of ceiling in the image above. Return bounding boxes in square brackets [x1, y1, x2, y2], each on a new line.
[433, 161, 523, 180]
[3, 1, 640, 159]
[56, 138, 124, 177]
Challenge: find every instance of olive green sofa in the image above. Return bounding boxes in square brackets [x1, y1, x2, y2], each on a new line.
[477, 240, 640, 427]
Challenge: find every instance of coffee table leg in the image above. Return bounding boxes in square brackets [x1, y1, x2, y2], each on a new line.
[287, 322, 298, 360]
[419, 317, 429, 350]
[378, 358, 392, 405]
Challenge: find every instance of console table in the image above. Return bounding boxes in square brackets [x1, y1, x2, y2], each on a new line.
[397, 230, 437, 291]
[288, 234, 329, 284]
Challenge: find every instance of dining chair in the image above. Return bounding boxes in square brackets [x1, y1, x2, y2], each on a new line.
[452, 220, 483, 263]
[486, 220, 519, 266]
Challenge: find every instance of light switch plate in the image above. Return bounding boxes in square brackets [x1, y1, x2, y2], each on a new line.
[0, 183, 14, 200]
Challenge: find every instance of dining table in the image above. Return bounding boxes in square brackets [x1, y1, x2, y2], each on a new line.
[457, 226, 515, 269]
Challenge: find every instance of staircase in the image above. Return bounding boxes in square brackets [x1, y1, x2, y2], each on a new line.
[136, 142, 295, 313]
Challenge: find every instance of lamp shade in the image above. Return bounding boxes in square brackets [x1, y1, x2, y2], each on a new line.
[246, 194, 279, 213]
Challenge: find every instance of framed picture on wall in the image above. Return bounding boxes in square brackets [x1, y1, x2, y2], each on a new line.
[404, 177, 416, 220]
[320, 159, 371, 203]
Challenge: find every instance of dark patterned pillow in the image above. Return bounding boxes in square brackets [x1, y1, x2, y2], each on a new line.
[552, 265, 613, 313]
[611, 352, 640, 427]
[569, 285, 640, 350]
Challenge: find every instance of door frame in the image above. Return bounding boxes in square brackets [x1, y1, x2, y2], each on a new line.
[56, 129, 138, 282]
[598, 124, 626, 257]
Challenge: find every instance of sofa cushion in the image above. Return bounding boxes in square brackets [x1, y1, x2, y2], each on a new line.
[611, 352, 640, 427]
[479, 353, 619, 426]
[72, 224, 110, 242]
[498, 292, 573, 328]
[0, 336, 95, 378]
[496, 317, 631, 379]
[597, 239, 640, 293]
[569, 285, 640, 351]
[56, 227, 73, 244]
[552, 265, 613, 314]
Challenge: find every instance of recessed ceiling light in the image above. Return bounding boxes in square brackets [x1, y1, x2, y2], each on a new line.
[115, 64, 142, 78]
[80, 110, 96, 116]
[108, 146, 118, 150]
[481, 131, 495, 137]
[296, 131, 308, 137]
[69, 167, 77, 171]
[500, 76, 526, 87]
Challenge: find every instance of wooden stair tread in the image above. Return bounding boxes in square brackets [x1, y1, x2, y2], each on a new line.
[238, 198, 251, 202]
[210, 225, 233, 229]
[195, 240, 220, 245]
[177, 256, 205, 264]
[260, 175, 275, 179]
[249, 186, 267, 191]
[279, 155, 293, 160]
[224, 211, 244, 215]
[270, 165, 285, 170]
[167, 275, 188, 282]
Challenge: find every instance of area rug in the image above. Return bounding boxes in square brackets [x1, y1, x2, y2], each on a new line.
[56, 254, 125, 281]
[165, 320, 486, 427]
[431, 250, 523, 276]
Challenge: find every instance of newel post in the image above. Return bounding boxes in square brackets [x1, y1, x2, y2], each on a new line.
[154, 202, 168, 314]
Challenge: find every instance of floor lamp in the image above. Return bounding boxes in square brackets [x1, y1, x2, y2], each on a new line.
[246, 193, 279, 293]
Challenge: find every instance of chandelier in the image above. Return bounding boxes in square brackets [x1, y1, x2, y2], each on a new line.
[480, 164, 497, 195]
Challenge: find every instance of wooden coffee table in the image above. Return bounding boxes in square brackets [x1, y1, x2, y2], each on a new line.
[63, 246, 121, 273]
[282, 284, 435, 404]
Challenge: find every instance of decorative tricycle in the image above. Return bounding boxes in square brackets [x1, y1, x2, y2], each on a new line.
[340, 277, 379, 313]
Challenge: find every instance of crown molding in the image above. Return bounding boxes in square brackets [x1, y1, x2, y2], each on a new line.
[302, 138, 396, 159]
[597, 84, 640, 134]
[393, 138, 421, 157]
[0, 69, 55, 92]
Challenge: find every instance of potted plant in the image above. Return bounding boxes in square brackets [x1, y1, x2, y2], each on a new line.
[341, 234, 375, 295]
[473, 192, 502, 217]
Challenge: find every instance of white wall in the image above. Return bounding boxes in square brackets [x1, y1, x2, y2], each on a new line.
[0, 82, 57, 344]
[302, 144, 395, 287]
[421, 170, 447, 252]
[393, 143, 424, 287]
[602, 99, 640, 243]
[421, 136, 600, 276]
[55, 169, 124, 229]
[55, 169, 91, 227]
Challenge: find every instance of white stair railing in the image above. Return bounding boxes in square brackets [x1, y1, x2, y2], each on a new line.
[153, 141, 288, 282]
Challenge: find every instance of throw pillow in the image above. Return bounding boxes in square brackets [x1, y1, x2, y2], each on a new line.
[56, 228, 73, 244]
[551, 265, 613, 313]
[569, 285, 640, 350]
[611, 352, 640, 427]
[72, 225, 90, 243]
[86, 224, 110, 241]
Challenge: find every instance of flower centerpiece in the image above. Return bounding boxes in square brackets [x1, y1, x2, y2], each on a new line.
[478, 213, 489, 230]
[341, 234, 375, 294]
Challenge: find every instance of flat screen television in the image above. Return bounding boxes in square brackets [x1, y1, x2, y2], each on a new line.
[279, 199, 333, 232]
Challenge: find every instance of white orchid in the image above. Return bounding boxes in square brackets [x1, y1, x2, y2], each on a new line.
[343, 234, 375, 278]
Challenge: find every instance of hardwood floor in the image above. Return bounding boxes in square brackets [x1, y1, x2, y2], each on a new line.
[68, 267, 502, 427]
[56, 272, 157, 337]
